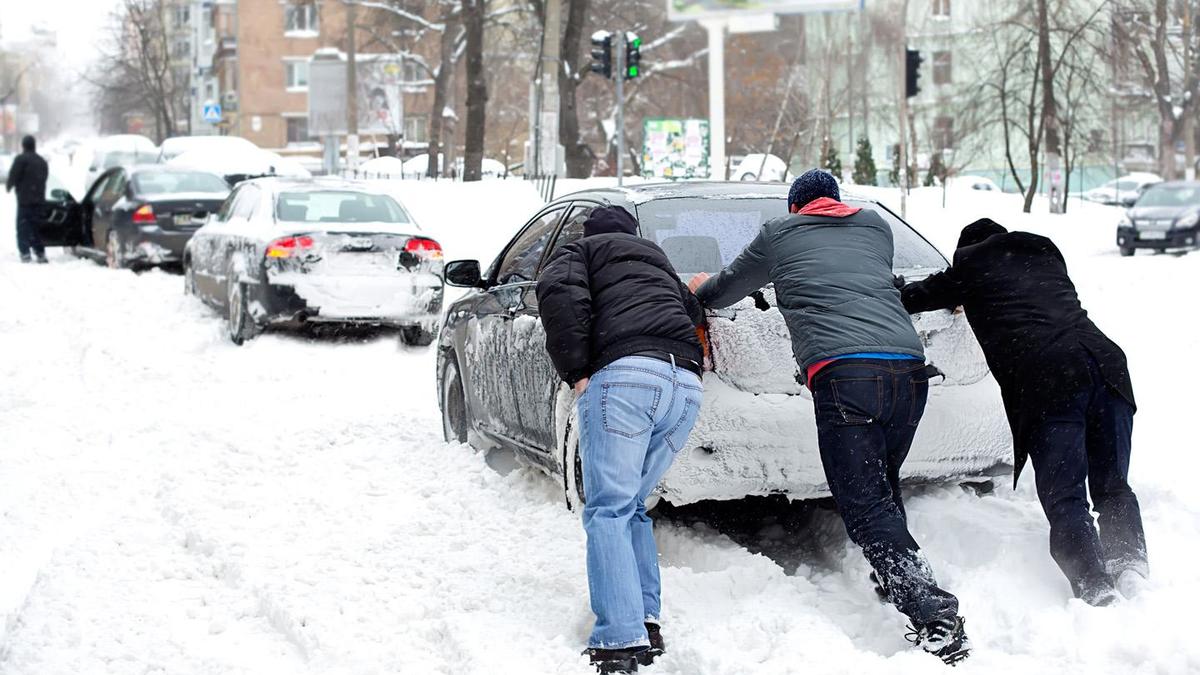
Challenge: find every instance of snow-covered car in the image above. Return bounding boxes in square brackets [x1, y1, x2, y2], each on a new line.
[1116, 181, 1200, 256]
[1085, 173, 1162, 207]
[947, 175, 1002, 192]
[168, 147, 311, 185]
[157, 135, 259, 164]
[732, 153, 790, 182]
[41, 165, 230, 269]
[402, 153, 507, 179]
[184, 178, 444, 346]
[436, 182, 1011, 508]
[85, 135, 159, 188]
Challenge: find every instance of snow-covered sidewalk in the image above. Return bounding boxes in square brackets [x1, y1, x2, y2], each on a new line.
[1, 187, 1198, 674]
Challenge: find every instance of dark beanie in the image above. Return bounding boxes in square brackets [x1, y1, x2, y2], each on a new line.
[957, 218, 1008, 249]
[584, 205, 639, 237]
[788, 169, 840, 209]
[21, 135, 35, 152]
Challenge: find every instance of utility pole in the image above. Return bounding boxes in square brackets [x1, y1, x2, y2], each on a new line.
[533, 0, 562, 177]
[897, 0, 910, 218]
[346, 0, 359, 170]
[703, 19, 726, 180]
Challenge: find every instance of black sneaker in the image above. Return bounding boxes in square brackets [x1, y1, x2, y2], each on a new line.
[636, 623, 664, 666]
[906, 616, 970, 665]
[585, 647, 642, 673]
[870, 571, 890, 602]
[19, 254, 32, 263]
[35, 255, 48, 264]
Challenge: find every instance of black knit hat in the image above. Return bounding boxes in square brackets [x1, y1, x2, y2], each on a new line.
[957, 218, 1007, 249]
[584, 205, 639, 237]
[788, 169, 840, 209]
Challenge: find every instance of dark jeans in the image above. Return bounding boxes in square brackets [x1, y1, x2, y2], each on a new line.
[16, 204, 45, 258]
[811, 358, 959, 626]
[1027, 355, 1146, 596]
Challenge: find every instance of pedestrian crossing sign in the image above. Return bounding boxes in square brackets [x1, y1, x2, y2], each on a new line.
[202, 103, 222, 124]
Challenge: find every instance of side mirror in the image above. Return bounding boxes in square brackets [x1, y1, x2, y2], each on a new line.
[445, 259, 484, 288]
[49, 188, 72, 202]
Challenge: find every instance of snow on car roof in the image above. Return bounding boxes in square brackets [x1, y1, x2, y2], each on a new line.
[556, 181, 880, 207]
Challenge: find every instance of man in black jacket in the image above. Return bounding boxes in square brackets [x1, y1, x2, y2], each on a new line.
[902, 219, 1146, 606]
[5, 135, 49, 263]
[536, 205, 704, 674]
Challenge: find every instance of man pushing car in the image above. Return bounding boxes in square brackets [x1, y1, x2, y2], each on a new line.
[689, 169, 970, 665]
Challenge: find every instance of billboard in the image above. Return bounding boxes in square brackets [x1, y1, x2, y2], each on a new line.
[309, 52, 412, 137]
[668, 0, 861, 21]
[642, 118, 710, 179]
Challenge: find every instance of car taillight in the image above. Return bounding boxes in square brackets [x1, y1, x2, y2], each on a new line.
[266, 235, 315, 258]
[132, 204, 156, 224]
[405, 237, 443, 260]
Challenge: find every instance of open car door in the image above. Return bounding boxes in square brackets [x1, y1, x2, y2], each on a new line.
[38, 176, 84, 248]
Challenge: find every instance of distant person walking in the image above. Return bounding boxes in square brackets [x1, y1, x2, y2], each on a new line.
[5, 135, 49, 263]
[689, 169, 970, 665]
[536, 205, 705, 674]
[901, 219, 1146, 606]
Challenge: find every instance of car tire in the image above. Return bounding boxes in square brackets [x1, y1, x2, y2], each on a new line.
[1119, 247, 1134, 257]
[105, 232, 125, 269]
[226, 281, 258, 346]
[401, 325, 436, 347]
[562, 404, 586, 512]
[441, 356, 469, 444]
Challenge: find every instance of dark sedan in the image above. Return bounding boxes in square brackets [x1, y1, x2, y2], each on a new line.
[47, 165, 231, 269]
[436, 182, 1010, 510]
[1116, 181, 1200, 256]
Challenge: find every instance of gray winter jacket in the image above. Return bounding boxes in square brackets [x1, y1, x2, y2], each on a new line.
[695, 205, 924, 383]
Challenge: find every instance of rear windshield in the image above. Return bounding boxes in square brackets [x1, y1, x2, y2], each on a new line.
[102, 151, 157, 169]
[1135, 185, 1200, 207]
[275, 190, 412, 224]
[133, 170, 230, 195]
[635, 197, 947, 274]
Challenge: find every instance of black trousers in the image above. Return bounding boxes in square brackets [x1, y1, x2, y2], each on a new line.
[811, 358, 959, 626]
[16, 204, 45, 258]
[1027, 355, 1147, 596]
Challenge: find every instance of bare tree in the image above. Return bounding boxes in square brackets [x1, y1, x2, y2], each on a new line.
[461, 0, 488, 180]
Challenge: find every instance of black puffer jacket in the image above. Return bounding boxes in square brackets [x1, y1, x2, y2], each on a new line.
[536, 206, 704, 385]
[5, 149, 48, 206]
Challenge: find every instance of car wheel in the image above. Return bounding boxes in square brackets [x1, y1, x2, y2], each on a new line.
[226, 281, 257, 345]
[105, 232, 124, 269]
[562, 404, 586, 512]
[401, 325, 436, 347]
[1119, 247, 1134, 257]
[441, 356, 469, 443]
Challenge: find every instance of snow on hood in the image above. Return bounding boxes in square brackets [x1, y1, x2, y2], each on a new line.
[169, 149, 311, 180]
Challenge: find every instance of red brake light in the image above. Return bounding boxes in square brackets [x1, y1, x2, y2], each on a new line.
[132, 204, 156, 224]
[404, 237, 443, 260]
[266, 235, 315, 258]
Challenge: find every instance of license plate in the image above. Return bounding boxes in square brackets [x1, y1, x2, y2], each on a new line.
[345, 237, 376, 251]
[173, 213, 193, 226]
[1138, 231, 1167, 240]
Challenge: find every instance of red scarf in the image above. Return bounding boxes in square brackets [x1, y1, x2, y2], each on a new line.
[798, 197, 861, 217]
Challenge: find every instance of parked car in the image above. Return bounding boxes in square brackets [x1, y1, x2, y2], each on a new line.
[1116, 181, 1200, 256]
[38, 165, 230, 269]
[184, 178, 444, 345]
[1084, 172, 1162, 207]
[436, 182, 1011, 509]
[732, 153, 790, 182]
[157, 135, 259, 163]
[947, 175, 1002, 192]
[85, 135, 159, 188]
[169, 147, 311, 185]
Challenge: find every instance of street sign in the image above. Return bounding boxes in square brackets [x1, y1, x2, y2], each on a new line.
[202, 102, 222, 124]
[642, 118, 710, 179]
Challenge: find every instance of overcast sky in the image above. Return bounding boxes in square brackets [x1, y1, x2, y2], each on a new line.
[2, 0, 122, 72]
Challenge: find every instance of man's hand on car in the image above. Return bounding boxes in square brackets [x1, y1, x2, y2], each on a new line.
[688, 272, 711, 294]
[574, 378, 589, 396]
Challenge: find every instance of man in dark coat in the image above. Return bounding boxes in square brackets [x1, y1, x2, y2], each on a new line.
[5, 135, 49, 263]
[536, 205, 705, 674]
[901, 218, 1146, 606]
[690, 170, 970, 666]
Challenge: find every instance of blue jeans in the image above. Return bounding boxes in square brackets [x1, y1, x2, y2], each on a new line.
[577, 356, 703, 649]
[810, 358, 960, 626]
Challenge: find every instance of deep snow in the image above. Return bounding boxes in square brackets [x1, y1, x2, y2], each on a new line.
[1, 176, 1198, 675]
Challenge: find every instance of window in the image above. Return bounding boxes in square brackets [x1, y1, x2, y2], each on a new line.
[102, 171, 128, 202]
[231, 186, 260, 220]
[284, 1, 319, 34]
[541, 204, 592, 271]
[286, 116, 310, 145]
[932, 51, 952, 85]
[404, 115, 428, 144]
[275, 191, 412, 223]
[494, 207, 566, 285]
[284, 59, 309, 90]
[403, 59, 425, 83]
[173, 38, 190, 59]
[934, 116, 954, 151]
[215, 186, 241, 222]
[932, 0, 950, 18]
[132, 171, 230, 196]
[174, 5, 190, 28]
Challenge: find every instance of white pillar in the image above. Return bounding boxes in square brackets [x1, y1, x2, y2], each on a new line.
[703, 19, 727, 180]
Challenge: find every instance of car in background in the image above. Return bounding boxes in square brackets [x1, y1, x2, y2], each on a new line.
[85, 135, 159, 188]
[732, 153, 790, 182]
[947, 175, 1002, 192]
[169, 147, 311, 185]
[157, 135, 259, 163]
[46, 165, 231, 269]
[1116, 181, 1200, 256]
[184, 178, 444, 345]
[436, 182, 1010, 510]
[1085, 172, 1162, 207]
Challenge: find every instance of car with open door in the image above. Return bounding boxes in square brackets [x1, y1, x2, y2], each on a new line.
[66, 165, 231, 269]
[31, 170, 88, 251]
[183, 178, 444, 346]
[436, 182, 1012, 510]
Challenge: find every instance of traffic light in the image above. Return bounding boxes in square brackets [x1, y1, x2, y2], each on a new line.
[624, 32, 641, 80]
[590, 31, 613, 79]
[905, 48, 923, 98]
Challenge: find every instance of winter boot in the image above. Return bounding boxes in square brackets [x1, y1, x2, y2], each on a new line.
[36, 254, 48, 264]
[1115, 568, 1149, 600]
[636, 623, 664, 666]
[19, 254, 31, 263]
[907, 616, 971, 666]
[870, 571, 890, 602]
[1078, 581, 1120, 607]
[585, 647, 642, 674]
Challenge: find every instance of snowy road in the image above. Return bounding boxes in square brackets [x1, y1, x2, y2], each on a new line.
[2, 186, 1199, 675]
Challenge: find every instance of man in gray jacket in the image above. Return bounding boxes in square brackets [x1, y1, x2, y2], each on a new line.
[690, 170, 969, 665]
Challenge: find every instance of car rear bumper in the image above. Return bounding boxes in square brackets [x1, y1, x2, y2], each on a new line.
[126, 229, 196, 264]
[253, 271, 444, 327]
[1117, 226, 1200, 249]
[657, 374, 1012, 505]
